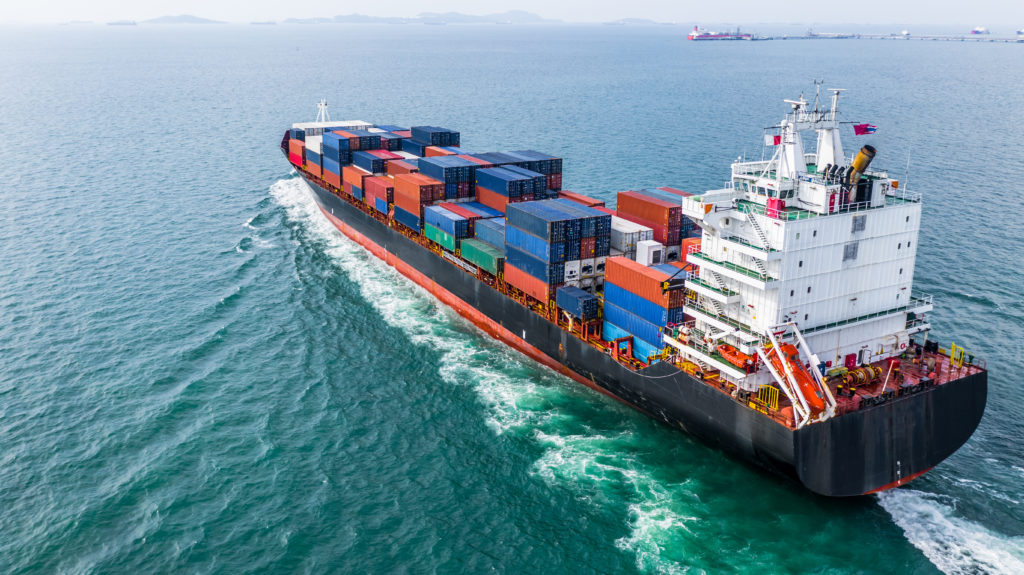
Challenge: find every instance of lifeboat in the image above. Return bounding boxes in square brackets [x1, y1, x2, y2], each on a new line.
[717, 344, 755, 370]
[767, 343, 826, 413]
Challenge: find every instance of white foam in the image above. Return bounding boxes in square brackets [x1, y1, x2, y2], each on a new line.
[879, 489, 1024, 574]
[270, 178, 702, 574]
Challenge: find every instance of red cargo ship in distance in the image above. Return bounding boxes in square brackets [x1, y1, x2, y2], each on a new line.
[687, 25, 753, 40]
[280, 93, 986, 497]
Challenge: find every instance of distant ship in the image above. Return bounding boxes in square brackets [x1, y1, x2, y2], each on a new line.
[687, 26, 752, 41]
[971, 27, 989, 35]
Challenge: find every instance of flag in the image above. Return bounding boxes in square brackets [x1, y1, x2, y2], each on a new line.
[853, 123, 877, 135]
[764, 134, 782, 146]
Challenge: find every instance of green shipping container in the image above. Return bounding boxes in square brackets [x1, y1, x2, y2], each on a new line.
[460, 238, 505, 276]
[425, 223, 458, 252]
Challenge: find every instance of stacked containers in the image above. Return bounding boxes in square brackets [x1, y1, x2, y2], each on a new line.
[474, 218, 506, 250]
[615, 190, 684, 245]
[503, 200, 585, 303]
[304, 135, 322, 178]
[288, 138, 304, 167]
[507, 150, 564, 191]
[393, 173, 444, 229]
[364, 176, 394, 215]
[548, 199, 612, 286]
[377, 132, 405, 151]
[475, 167, 534, 213]
[411, 126, 460, 147]
[417, 157, 479, 199]
[601, 257, 687, 361]
[556, 286, 599, 320]
[352, 150, 403, 174]
[502, 165, 549, 199]
[342, 166, 373, 199]
[387, 160, 419, 175]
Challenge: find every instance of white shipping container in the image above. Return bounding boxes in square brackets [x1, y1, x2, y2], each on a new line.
[610, 216, 654, 253]
[580, 258, 596, 278]
[564, 260, 581, 282]
[304, 135, 323, 154]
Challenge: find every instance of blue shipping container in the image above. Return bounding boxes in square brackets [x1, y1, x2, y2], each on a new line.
[352, 151, 387, 174]
[505, 245, 564, 285]
[505, 202, 574, 242]
[602, 321, 663, 363]
[603, 301, 664, 348]
[556, 286, 599, 320]
[424, 205, 470, 238]
[475, 218, 506, 249]
[604, 283, 670, 326]
[505, 226, 566, 263]
[306, 150, 322, 166]
[374, 197, 388, 214]
[352, 186, 363, 201]
[322, 157, 340, 177]
[401, 139, 428, 156]
[393, 205, 421, 231]
[461, 202, 503, 219]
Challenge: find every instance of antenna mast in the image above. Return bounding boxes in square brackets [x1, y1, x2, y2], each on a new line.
[315, 99, 330, 123]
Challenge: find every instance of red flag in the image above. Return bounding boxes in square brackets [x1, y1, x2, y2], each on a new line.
[764, 134, 782, 146]
[853, 124, 877, 135]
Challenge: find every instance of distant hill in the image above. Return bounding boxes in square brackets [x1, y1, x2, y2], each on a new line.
[142, 15, 226, 25]
[282, 11, 559, 25]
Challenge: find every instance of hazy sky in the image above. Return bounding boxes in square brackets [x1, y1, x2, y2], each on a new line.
[6, 0, 1024, 26]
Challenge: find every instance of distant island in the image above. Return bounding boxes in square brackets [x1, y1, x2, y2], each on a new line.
[283, 10, 560, 25]
[142, 15, 226, 25]
[250, 21, 277, 26]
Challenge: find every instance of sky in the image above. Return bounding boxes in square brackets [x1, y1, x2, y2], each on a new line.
[5, 0, 1024, 27]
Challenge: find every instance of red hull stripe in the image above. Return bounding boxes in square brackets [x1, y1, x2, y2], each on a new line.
[865, 466, 934, 494]
[317, 206, 639, 410]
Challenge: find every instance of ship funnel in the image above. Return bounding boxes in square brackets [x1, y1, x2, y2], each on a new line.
[847, 145, 876, 185]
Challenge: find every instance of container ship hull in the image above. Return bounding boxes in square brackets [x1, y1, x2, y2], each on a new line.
[295, 172, 987, 497]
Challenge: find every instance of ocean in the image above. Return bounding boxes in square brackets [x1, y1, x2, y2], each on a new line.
[1, 23, 1023, 574]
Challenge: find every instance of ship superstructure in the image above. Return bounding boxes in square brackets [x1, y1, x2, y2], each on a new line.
[687, 26, 752, 41]
[671, 89, 932, 427]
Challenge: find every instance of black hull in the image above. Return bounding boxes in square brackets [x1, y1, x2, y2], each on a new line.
[296, 173, 987, 497]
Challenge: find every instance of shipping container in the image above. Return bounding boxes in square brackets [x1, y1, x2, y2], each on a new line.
[418, 156, 479, 185]
[306, 149, 322, 167]
[425, 223, 459, 252]
[505, 245, 565, 285]
[657, 186, 693, 198]
[460, 238, 504, 276]
[387, 160, 419, 175]
[610, 216, 655, 254]
[394, 173, 444, 212]
[505, 201, 583, 243]
[602, 321, 663, 363]
[352, 151, 389, 174]
[558, 190, 605, 207]
[375, 124, 407, 133]
[364, 176, 395, 204]
[603, 301, 664, 348]
[323, 166, 342, 189]
[461, 202, 503, 219]
[475, 218, 506, 249]
[505, 226, 567, 263]
[501, 165, 546, 196]
[410, 126, 460, 147]
[477, 187, 510, 213]
[373, 196, 388, 215]
[342, 165, 372, 190]
[424, 205, 471, 239]
[605, 283, 676, 326]
[604, 256, 685, 308]
[476, 167, 528, 198]
[556, 286, 598, 320]
[614, 211, 682, 245]
[401, 139, 429, 156]
[393, 205, 421, 231]
[505, 263, 555, 303]
[617, 190, 683, 227]
[425, 146, 456, 157]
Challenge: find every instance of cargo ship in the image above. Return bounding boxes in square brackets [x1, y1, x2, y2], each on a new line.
[280, 92, 986, 497]
[687, 26, 752, 41]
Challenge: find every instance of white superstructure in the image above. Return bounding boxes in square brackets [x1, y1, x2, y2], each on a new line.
[669, 89, 931, 426]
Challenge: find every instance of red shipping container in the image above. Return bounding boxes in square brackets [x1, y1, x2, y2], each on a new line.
[440, 202, 480, 221]
[545, 173, 562, 191]
[368, 150, 402, 160]
[477, 187, 509, 214]
[604, 257, 685, 308]
[580, 237, 596, 259]
[324, 169, 341, 189]
[387, 160, 418, 175]
[343, 182, 354, 196]
[505, 263, 554, 304]
[288, 152, 303, 166]
[288, 138, 305, 159]
[458, 154, 493, 167]
[393, 130, 412, 138]
[617, 190, 682, 227]
[592, 206, 615, 215]
[342, 165, 372, 188]
[558, 190, 605, 207]
[394, 173, 444, 216]
[614, 212, 681, 245]
[425, 146, 455, 157]
[331, 130, 360, 151]
[364, 176, 395, 203]
[659, 188, 692, 199]
[457, 181, 472, 198]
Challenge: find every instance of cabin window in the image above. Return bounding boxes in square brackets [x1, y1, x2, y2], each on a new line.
[796, 233, 801, 240]
[843, 241, 859, 261]
[807, 286, 812, 294]
[798, 260, 803, 268]
[804, 314, 808, 320]
[852, 215, 866, 233]
[908, 241, 911, 248]
[899, 267, 903, 274]
[898, 242, 902, 250]
[790, 290, 794, 296]
[906, 216, 910, 222]
[813, 230, 817, 237]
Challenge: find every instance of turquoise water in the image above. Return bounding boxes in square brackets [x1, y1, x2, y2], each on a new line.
[1, 25, 1023, 574]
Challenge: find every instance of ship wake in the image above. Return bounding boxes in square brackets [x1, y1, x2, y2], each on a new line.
[878, 489, 1024, 575]
[270, 178, 706, 574]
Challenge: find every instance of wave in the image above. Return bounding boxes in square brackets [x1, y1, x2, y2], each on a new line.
[878, 489, 1024, 574]
[269, 178, 704, 573]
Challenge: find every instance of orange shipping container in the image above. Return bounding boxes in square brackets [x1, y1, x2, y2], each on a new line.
[617, 190, 678, 227]
[505, 263, 553, 304]
[306, 162, 322, 179]
[476, 186, 509, 214]
[324, 169, 341, 189]
[425, 146, 456, 157]
[604, 256, 685, 308]
[657, 186, 694, 198]
[387, 160, 418, 175]
[342, 165, 372, 188]
[558, 190, 605, 207]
